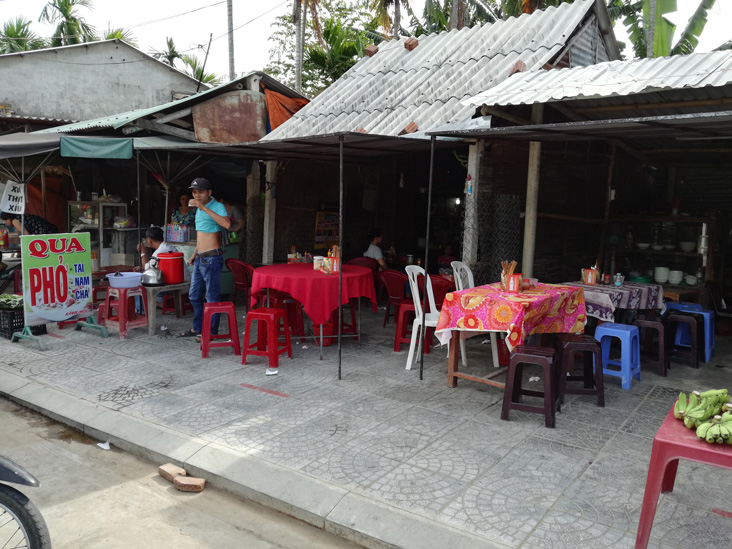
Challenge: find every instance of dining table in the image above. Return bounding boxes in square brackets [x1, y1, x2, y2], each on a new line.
[435, 282, 586, 389]
[565, 281, 665, 321]
[250, 263, 377, 358]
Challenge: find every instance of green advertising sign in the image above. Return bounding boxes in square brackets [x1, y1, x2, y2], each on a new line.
[21, 232, 93, 325]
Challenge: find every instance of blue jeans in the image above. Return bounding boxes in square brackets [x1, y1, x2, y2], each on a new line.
[189, 254, 224, 334]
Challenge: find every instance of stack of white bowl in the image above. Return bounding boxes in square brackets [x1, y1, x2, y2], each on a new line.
[668, 270, 684, 285]
[654, 266, 669, 283]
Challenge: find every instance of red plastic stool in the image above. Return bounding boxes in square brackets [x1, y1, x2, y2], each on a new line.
[393, 302, 431, 354]
[92, 283, 108, 307]
[161, 293, 193, 316]
[57, 319, 80, 329]
[102, 286, 148, 339]
[636, 407, 732, 548]
[269, 293, 305, 342]
[200, 301, 240, 358]
[329, 299, 358, 342]
[242, 307, 292, 367]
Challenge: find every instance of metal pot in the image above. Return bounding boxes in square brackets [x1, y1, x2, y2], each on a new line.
[141, 257, 165, 286]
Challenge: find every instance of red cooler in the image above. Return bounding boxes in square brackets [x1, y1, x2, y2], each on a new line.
[157, 252, 185, 284]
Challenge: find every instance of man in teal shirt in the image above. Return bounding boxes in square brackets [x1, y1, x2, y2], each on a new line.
[179, 177, 231, 340]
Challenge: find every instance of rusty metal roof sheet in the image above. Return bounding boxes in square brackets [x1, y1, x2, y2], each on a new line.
[462, 49, 732, 108]
[264, 0, 616, 141]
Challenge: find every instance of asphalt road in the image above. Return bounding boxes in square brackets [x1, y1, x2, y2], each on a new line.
[0, 396, 360, 549]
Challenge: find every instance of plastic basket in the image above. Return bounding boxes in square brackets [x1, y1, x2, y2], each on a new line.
[0, 308, 25, 340]
[166, 224, 189, 243]
[0, 309, 47, 339]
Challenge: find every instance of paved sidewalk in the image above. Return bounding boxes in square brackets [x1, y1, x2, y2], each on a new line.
[1, 305, 732, 548]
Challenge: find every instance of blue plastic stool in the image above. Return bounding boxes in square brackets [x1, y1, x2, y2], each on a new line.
[594, 323, 641, 390]
[675, 309, 714, 363]
[664, 302, 713, 362]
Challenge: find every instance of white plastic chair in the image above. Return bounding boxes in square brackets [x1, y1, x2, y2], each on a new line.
[451, 261, 501, 369]
[405, 265, 441, 370]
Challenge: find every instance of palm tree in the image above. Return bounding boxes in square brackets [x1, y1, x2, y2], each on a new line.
[0, 17, 47, 53]
[101, 25, 136, 46]
[39, 0, 96, 47]
[293, 0, 323, 92]
[150, 37, 182, 67]
[182, 54, 222, 86]
[371, 0, 412, 39]
[305, 18, 361, 91]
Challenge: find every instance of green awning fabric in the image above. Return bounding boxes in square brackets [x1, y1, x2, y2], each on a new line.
[60, 136, 133, 159]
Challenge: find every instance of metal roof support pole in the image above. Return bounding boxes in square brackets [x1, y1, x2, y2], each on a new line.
[418, 136, 437, 381]
[337, 134, 344, 380]
[521, 104, 544, 278]
[136, 151, 142, 270]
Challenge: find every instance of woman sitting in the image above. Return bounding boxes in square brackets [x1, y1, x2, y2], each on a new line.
[171, 192, 196, 226]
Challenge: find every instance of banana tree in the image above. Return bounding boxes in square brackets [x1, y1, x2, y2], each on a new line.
[0, 17, 46, 53]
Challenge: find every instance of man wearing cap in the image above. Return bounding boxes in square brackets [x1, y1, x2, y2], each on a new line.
[179, 178, 231, 339]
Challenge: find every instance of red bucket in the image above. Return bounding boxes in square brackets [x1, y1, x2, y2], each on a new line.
[157, 252, 185, 284]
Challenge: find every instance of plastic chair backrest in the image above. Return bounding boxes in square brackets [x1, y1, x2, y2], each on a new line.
[378, 270, 408, 299]
[451, 261, 475, 291]
[406, 265, 440, 319]
[225, 258, 251, 288]
[347, 257, 379, 273]
[417, 275, 453, 310]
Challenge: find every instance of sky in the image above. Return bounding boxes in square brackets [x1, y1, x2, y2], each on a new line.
[1, 0, 731, 81]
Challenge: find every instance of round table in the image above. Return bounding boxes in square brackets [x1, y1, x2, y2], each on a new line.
[250, 263, 377, 326]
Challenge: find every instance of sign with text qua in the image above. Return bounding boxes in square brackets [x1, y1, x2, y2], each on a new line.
[21, 233, 93, 325]
[0, 181, 25, 214]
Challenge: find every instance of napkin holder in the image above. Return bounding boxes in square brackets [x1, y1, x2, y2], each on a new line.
[581, 268, 598, 285]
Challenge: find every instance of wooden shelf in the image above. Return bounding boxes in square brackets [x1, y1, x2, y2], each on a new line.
[627, 249, 701, 257]
[615, 215, 714, 223]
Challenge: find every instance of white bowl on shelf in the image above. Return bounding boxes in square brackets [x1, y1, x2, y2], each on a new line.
[651, 244, 664, 251]
[685, 275, 697, 286]
[654, 267, 669, 283]
[679, 241, 696, 253]
[664, 244, 675, 251]
[668, 270, 684, 285]
[636, 242, 650, 250]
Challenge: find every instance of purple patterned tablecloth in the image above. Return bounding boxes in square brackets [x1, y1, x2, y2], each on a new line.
[565, 281, 665, 321]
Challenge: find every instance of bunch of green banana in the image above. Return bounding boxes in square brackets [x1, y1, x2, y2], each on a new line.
[675, 389, 729, 429]
[696, 415, 732, 444]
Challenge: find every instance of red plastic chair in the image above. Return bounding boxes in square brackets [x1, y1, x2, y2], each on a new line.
[346, 257, 382, 302]
[200, 301, 240, 358]
[242, 307, 293, 368]
[417, 274, 453, 311]
[379, 270, 408, 327]
[225, 258, 254, 312]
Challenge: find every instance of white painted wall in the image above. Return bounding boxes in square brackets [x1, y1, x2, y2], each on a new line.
[0, 40, 204, 122]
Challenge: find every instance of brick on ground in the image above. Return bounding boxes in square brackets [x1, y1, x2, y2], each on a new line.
[173, 475, 206, 493]
[158, 463, 187, 482]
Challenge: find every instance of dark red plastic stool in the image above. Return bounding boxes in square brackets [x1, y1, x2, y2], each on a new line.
[102, 286, 148, 339]
[665, 313, 700, 369]
[556, 334, 604, 407]
[636, 407, 732, 548]
[634, 317, 668, 376]
[92, 283, 108, 307]
[269, 292, 305, 342]
[242, 307, 292, 367]
[200, 301, 240, 358]
[393, 302, 431, 354]
[501, 345, 559, 428]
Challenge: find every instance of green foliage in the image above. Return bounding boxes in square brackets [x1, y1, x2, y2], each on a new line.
[102, 25, 136, 46]
[150, 37, 183, 68]
[670, 0, 716, 55]
[266, 0, 377, 96]
[182, 54, 223, 86]
[39, 0, 96, 46]
[306, 17, 363, 90]
[0, 17, 47, 53]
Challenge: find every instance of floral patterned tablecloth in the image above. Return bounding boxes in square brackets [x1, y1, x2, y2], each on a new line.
[565, 281, 665, 321]
[435, 283, 586, 351]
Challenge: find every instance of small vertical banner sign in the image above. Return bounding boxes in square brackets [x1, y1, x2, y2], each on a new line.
[0, 180, 26, 214]
[21, 233, 93, 326]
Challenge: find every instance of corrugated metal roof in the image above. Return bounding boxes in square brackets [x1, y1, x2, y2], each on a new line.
[36, 71, 305, 134]
[264, 0, 616, 141]
[463, 49, 732, 107]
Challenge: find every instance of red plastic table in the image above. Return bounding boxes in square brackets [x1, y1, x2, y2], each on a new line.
[251, 264, 377, 356]
[636, 407, 732, 548]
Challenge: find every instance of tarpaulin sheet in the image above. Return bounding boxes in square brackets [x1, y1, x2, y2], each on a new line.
[60, 136, 133, 159]
[262, 85, 309, 131]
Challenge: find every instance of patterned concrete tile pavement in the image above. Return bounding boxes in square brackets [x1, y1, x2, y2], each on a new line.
[1, 304, 732, 548]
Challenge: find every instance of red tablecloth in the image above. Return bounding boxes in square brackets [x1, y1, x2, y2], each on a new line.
[251, 263, 377, 325]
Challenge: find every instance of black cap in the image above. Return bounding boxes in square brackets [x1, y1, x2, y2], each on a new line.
[189, 177, 211, 191]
